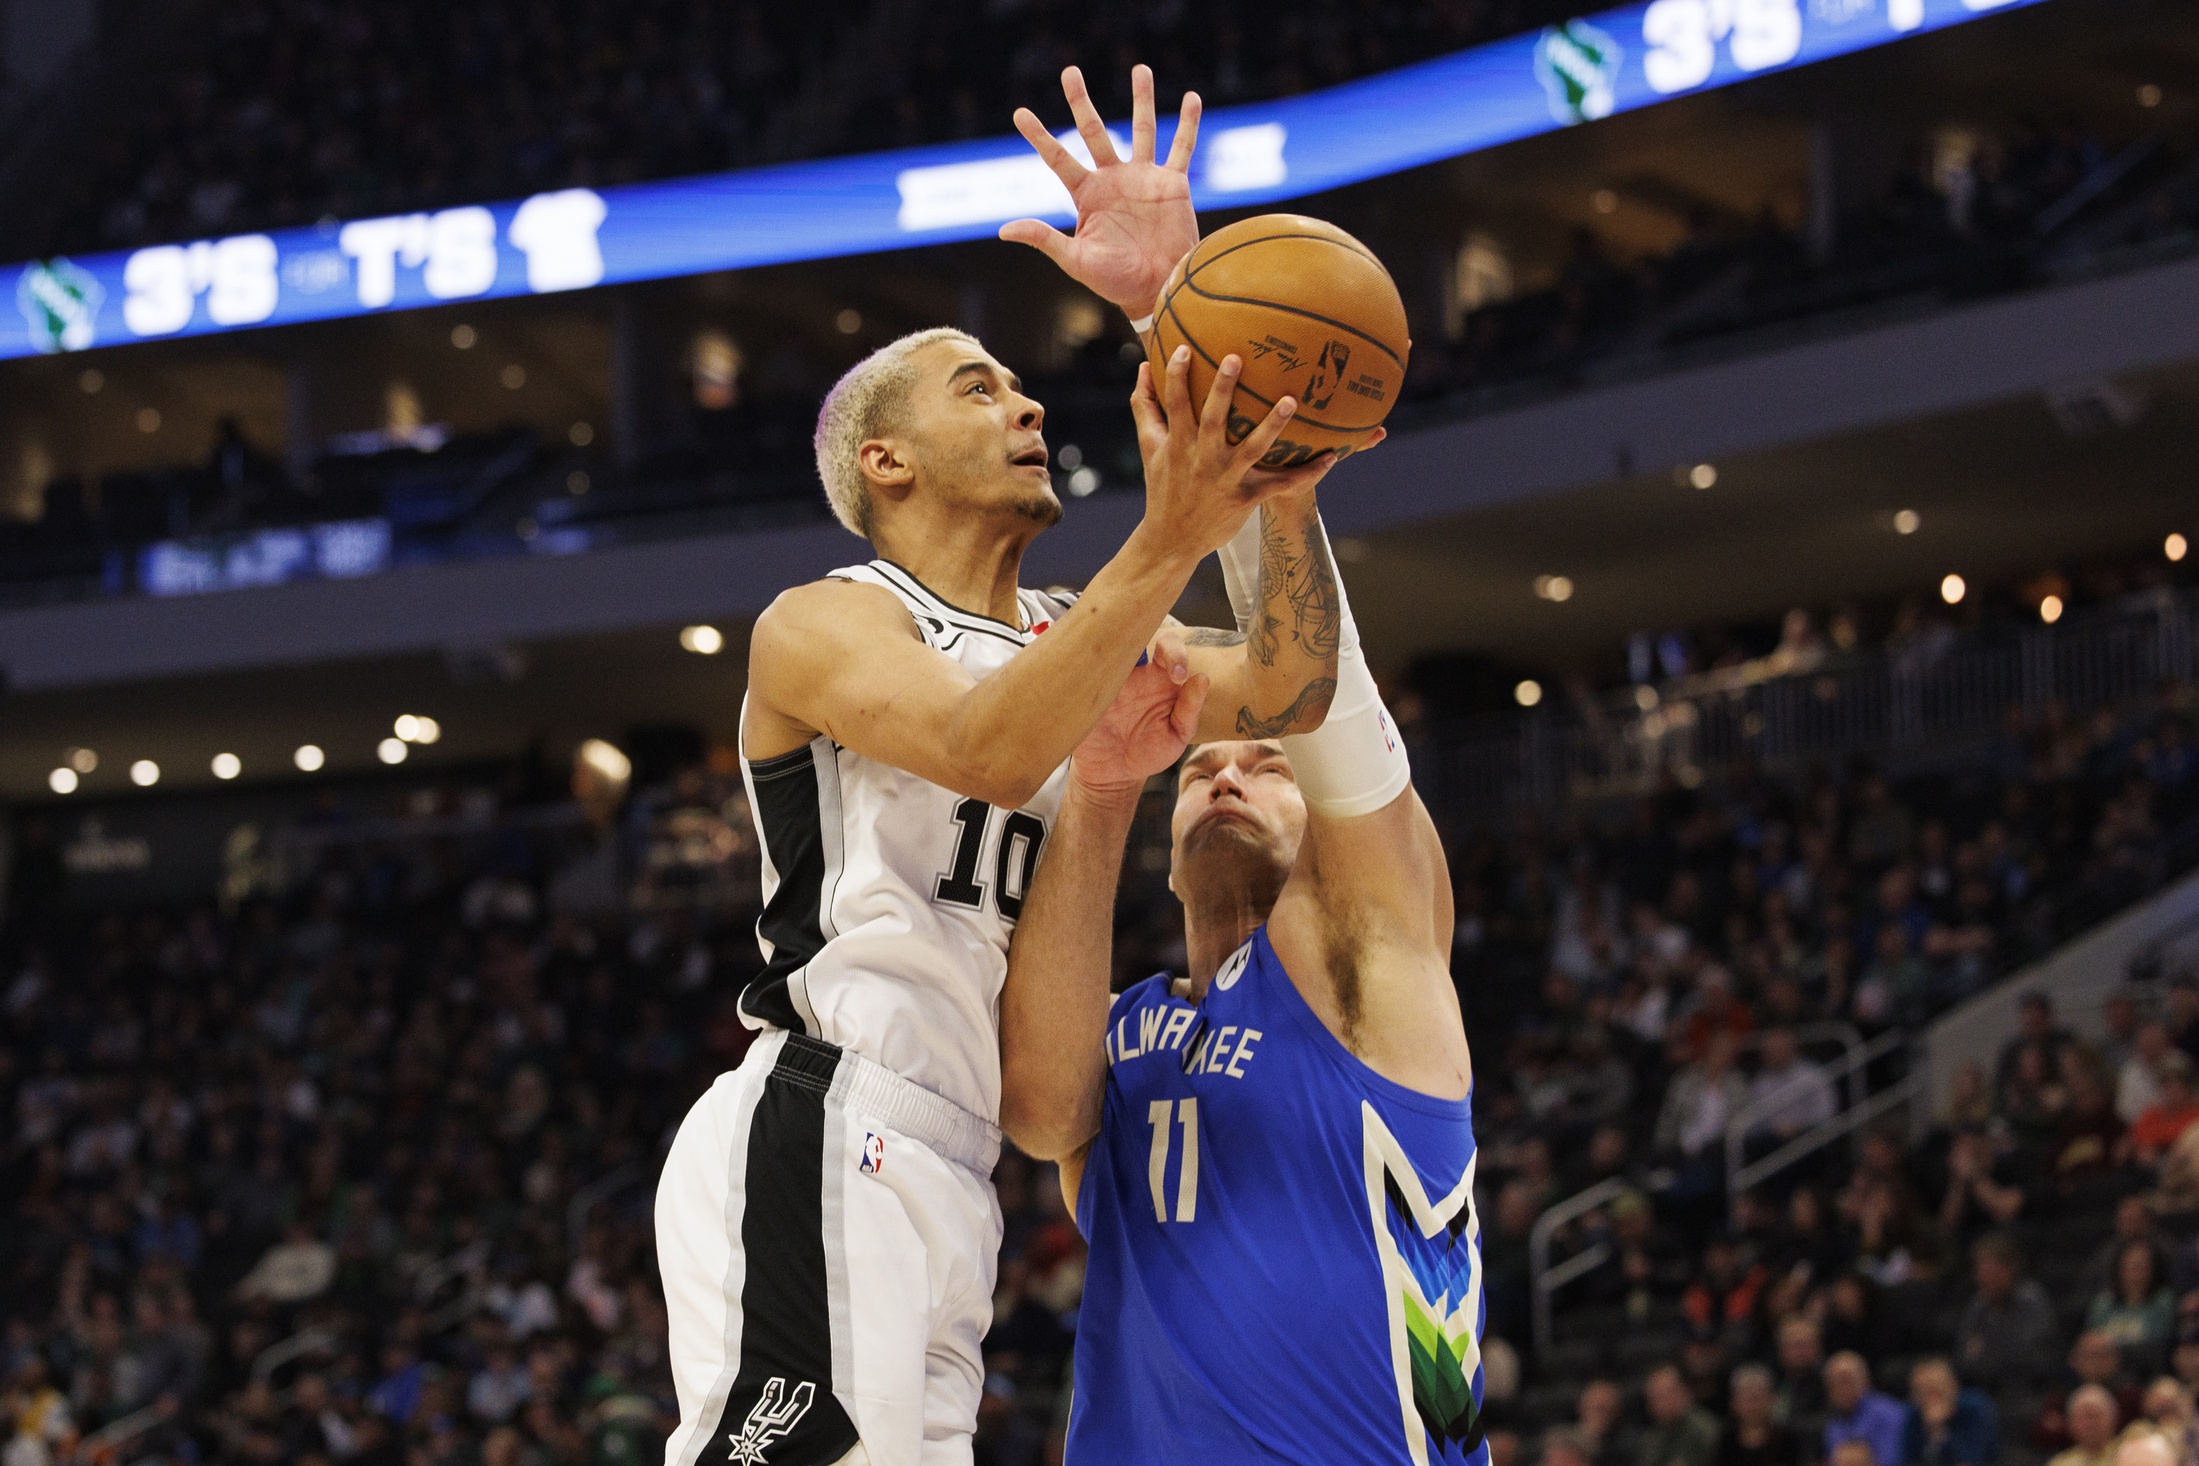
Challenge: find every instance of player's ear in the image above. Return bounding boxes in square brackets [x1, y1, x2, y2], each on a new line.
[858, 437, 917, 506]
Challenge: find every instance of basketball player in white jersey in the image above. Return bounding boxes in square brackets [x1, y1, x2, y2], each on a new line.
[655, 67, 1364, 1466]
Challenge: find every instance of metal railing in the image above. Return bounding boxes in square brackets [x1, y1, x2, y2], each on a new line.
[1528, 1177, 1632, 1358]
[413, 1238, 490, 1305]
[1744, 1021, 1865, 1110]
[250, 1324, 337, 1384]
[567, 1160, 650, 1261]
[69, 1405, 168, 1466]
[1430, 588, 2197, 826]
[1725, 1029, 1921, 1207]
[413, 1237, 492, 1335]
[1720, 1022, 1875, 1212]
[1531, 1023, 1880, 1355]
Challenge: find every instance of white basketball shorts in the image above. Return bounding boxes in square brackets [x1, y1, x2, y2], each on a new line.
[657, 1030, 1003, 1466]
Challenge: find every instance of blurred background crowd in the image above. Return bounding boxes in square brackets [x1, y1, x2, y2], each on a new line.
[0, 603, 2194, 1466]
[1, 0, 2195, 1465]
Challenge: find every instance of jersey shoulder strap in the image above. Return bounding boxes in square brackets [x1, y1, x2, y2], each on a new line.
[1019, 584, 1078, 633]
[823, 560, 946, 649]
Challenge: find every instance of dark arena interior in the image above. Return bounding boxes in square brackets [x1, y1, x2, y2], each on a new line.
[1, 1, 2198, 1464]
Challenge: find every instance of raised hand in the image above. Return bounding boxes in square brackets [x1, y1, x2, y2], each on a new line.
[1071, 628, 1208, 798]
[1129, 344, 1337, 560]
[999, 64, 1201, 319]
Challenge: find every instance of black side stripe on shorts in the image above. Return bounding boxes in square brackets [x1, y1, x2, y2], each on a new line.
[742, 746, 831, 1033]
[711, 1035, 859, 1465]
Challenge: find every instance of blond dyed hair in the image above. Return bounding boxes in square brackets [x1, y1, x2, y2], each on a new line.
[813, 326, 980, 538]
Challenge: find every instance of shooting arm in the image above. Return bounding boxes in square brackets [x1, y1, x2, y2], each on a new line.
[998, 777, 1142, 1161]
[1181, 491, 1341, 740]
[750, 531, 1197, 809]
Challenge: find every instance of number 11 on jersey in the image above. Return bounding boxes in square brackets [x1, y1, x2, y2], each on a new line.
[1145, 1098, 1199, 1223]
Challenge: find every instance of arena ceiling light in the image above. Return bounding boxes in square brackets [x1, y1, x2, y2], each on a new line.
[2039, 595, 2064, 624]
[1688, 463, 1716, 489]
[1514, 679, 1544, 707]
[0, 0, 2043, 361]
[1893, 509, 1921, 535]
[66, 747, 97, 774]
[681, 625, 725, 655]
[48, 767, 78, 795]
[393, 714, 441, 744]
[129, 760, 160, 787]
[1941, 573, 1967, 605]
[1533, 575, 1575, 603]
[294, 743, 325, 772]
[2169, 533, 2189, 562]
[211, 752, 242, 780]
[378, 738, 409, 765]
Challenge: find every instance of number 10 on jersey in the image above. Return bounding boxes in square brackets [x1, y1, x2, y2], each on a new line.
[934, 797, 1047, 920]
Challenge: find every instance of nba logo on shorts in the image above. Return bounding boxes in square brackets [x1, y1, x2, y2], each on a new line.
[860, 1132, 885, 1176]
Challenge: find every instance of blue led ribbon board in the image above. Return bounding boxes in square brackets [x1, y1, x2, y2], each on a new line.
[5, 0, 2043, 361]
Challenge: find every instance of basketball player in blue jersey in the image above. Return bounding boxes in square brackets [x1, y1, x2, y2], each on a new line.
[998, 516, 1481, 1463]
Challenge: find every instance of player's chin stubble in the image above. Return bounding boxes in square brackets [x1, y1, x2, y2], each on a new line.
[1010, 482, 1063, 528]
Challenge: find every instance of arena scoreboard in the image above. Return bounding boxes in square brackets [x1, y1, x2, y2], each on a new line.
[6, 0, 2044, 361]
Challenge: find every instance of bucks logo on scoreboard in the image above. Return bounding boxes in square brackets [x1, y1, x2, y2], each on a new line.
[1533, 19, 1622, 125]
[17, 258, 103, 353]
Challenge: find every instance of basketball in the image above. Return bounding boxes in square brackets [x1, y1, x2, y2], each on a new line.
[1148, 213, 1411, 468]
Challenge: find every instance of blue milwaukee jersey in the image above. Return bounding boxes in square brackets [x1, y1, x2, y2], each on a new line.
[1068, 926, 1486, 1465]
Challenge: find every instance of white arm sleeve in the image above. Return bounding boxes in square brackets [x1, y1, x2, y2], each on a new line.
[1216, 510, 1412, 818]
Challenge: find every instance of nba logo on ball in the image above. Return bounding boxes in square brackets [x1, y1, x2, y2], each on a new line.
[860, 1133, 885, 1176]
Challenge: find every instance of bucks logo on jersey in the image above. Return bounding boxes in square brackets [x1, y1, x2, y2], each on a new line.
[1362, 1103, 1485, 1466]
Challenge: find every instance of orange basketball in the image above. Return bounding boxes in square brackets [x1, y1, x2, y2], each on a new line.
[1148, 213, 1410, 469]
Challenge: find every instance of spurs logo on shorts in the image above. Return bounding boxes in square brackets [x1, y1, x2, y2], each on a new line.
[726, 1378, 813, 1464]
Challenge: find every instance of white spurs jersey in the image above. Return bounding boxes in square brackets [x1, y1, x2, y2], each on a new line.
[738, 559, 1078, 1122]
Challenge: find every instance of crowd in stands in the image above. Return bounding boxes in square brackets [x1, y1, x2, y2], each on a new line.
[1426, 676, 2199, 1466]
[35, 0, 851, 258]
[0, 656, 2194, 1466]
[25, 0, 1588, 261]
[16, 108, 2192, 603]
[1404, 121, 2199, 408]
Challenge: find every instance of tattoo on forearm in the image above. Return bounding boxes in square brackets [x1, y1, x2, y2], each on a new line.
[1236, 678, 1338, 738]
[1253, 509, 1343, 669]
[1182, 627, 1245, 647]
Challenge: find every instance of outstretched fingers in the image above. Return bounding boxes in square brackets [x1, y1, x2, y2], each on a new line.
[1241, 452, 1338, 508]
[1130, 64, 1155, 165]
[1149, 625, 1190, 683]
[1171, 673, 1212, 743]
[1059, 66, 1120, 166]
[1128, 361, 1169, 452]
[1196, 353, 1242, 461]
[1011, 105, 1088, 190]
[1159, 343, 1196, 429]
[1165, 90, 1203, 173]
[997, 217, 1075, 264]
[1228, 396, 1300, 486]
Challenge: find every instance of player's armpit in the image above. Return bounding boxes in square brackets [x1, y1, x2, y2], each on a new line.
[1286, 787, 1455, 972]
[1058, 1139, 1093, 1222]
